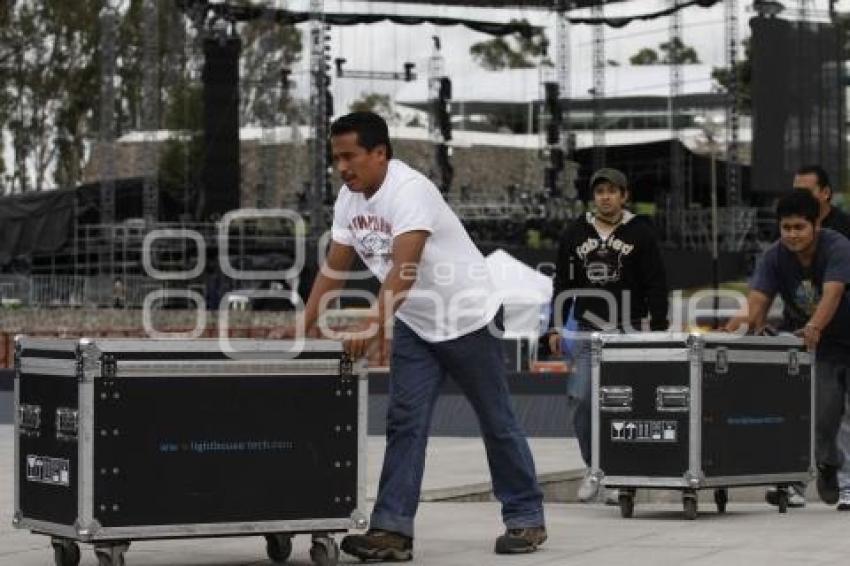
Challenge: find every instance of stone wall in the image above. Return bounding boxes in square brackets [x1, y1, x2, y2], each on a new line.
[84, 135, 544, 208]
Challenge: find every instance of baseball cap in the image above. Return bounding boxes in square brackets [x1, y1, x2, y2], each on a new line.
[590, 167, 628, 190]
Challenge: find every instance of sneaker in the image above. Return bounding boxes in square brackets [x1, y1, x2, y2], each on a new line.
[340, 529, 413, 562]
[837, 489, 850, 511]
[817, 464, 840, 505]
[577, 469, 601, 503]
[765, 485, 806, 508]
[494, 526, 547, 554]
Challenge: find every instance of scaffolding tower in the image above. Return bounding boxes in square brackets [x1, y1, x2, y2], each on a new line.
[98, 3, 118, 229]
[591, 2, 605, 171]
[142, 0, 160, 225]
[669, 0, 684, 208]
[309, 0, 330, 238]
[724, 0, 740, 208]
[555, 1, 578, 202]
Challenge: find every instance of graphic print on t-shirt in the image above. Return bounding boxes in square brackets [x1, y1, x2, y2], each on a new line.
[576, 236, 634, 285]
[791, 279, 819, 317]
[349, 214, 393, 261]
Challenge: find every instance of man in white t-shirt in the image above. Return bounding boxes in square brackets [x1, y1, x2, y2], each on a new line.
[296, 112, 546, 561]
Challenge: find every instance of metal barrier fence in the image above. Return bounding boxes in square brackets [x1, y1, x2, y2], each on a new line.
[0, 275, 199, 308]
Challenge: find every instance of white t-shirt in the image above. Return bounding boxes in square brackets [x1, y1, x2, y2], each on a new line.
[331, 159, 499, 342]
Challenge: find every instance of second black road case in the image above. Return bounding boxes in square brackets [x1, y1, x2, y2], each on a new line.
[591, 332, 814, 519]
[14, 337, 367, 566]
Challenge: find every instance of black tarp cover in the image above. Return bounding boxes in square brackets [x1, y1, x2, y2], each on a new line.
[0, 189, 78, 265]
[0, 179, 184, 267]
[181, 0, 720, 33]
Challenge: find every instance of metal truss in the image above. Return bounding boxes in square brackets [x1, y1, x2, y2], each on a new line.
[591, 2, 605, 170]
[98, 3, 118, 228]
[669, 0, 684, 209]
[309, 0, 329, 236]
[142, 0, 160, 224]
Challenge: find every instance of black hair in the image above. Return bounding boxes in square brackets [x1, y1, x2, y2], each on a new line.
[329, 111, 393, 159]
[795, 164, 831, 192]
[776, 189, 820, 225]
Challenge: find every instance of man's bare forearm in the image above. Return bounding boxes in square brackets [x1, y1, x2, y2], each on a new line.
[301, 271, 347, 333]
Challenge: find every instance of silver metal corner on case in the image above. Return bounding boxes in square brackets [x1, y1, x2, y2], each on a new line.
[351, 511, 368, 530]
[591, 332, 603, 363]
[76, 338, 102, 381]
[75, 518, 102, 541]
[683, 472, 702, 488]
[353, 358, 369, 376]
[687, 333, 704, 358]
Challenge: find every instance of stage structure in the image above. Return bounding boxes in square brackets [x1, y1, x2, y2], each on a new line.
[3, 0, 798, 308]
[750, 1, 846, 197]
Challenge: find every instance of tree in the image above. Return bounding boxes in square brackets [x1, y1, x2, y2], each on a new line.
[0, 3, 13, 192]
[659, 37, 701, 64]
[349, 93, 398, 123]
[2, 1, 102, 192]
[629, 38, 700, 66]
[238, 18, 302, 127]
[158, 79, 204, 208]
[712, 37, 752, 111]
[470, 19, 549, 71]
[629, 48, 659, 65]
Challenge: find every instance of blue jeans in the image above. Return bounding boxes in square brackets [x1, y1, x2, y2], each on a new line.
[566, 338, 592, 467]
[817, 359, 849, 488]
[370, 315, 545, 538]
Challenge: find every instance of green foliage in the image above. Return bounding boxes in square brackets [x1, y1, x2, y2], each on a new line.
[630, 38, 700, 66]
[470, 19, 549, 71]
[711, 37, 752, 111]
[349, 93, 398, 123]
[239, 18, 302, 126]
[629, 48, 659, 65]
[0, 3, 302, 195]
[2, 1, 102, 191]
[659, 37, 700, 64]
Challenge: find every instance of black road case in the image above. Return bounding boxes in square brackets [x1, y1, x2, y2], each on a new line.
[591, 332, 814, 519]
[13, 337, 367, 566]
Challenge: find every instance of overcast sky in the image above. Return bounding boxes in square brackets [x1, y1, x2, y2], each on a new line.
[3, 1, 841, 191]
[278, 0, 835, 114]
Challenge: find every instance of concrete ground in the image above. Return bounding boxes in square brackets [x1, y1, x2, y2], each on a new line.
[2, 426, 849, 565]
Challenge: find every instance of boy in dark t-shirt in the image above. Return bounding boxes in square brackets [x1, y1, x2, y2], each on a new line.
[726, 190, 850, 510]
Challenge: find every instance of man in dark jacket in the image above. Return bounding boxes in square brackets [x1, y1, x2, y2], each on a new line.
[794, 165, 850, 238]
[548, 167, 669, 501]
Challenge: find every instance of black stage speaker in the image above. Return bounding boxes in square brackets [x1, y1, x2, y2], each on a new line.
[751, 17, 845, 194]
[200, 36, 242, 220]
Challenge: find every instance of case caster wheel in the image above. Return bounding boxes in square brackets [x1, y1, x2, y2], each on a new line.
[714, 489, 728, 514]
[51, 538, 81, 566]
[310, 535, 340, 566]
[265, 533, 293, 563]
[683, 493, 698, 520]
[776, 487, 789, 514]
[94, 541, 129, 566]
[619, 491, 635, 518]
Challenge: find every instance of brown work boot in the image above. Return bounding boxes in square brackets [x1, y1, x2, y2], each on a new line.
[494, 526, 547, 554]
[340, 529, 413, 562]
